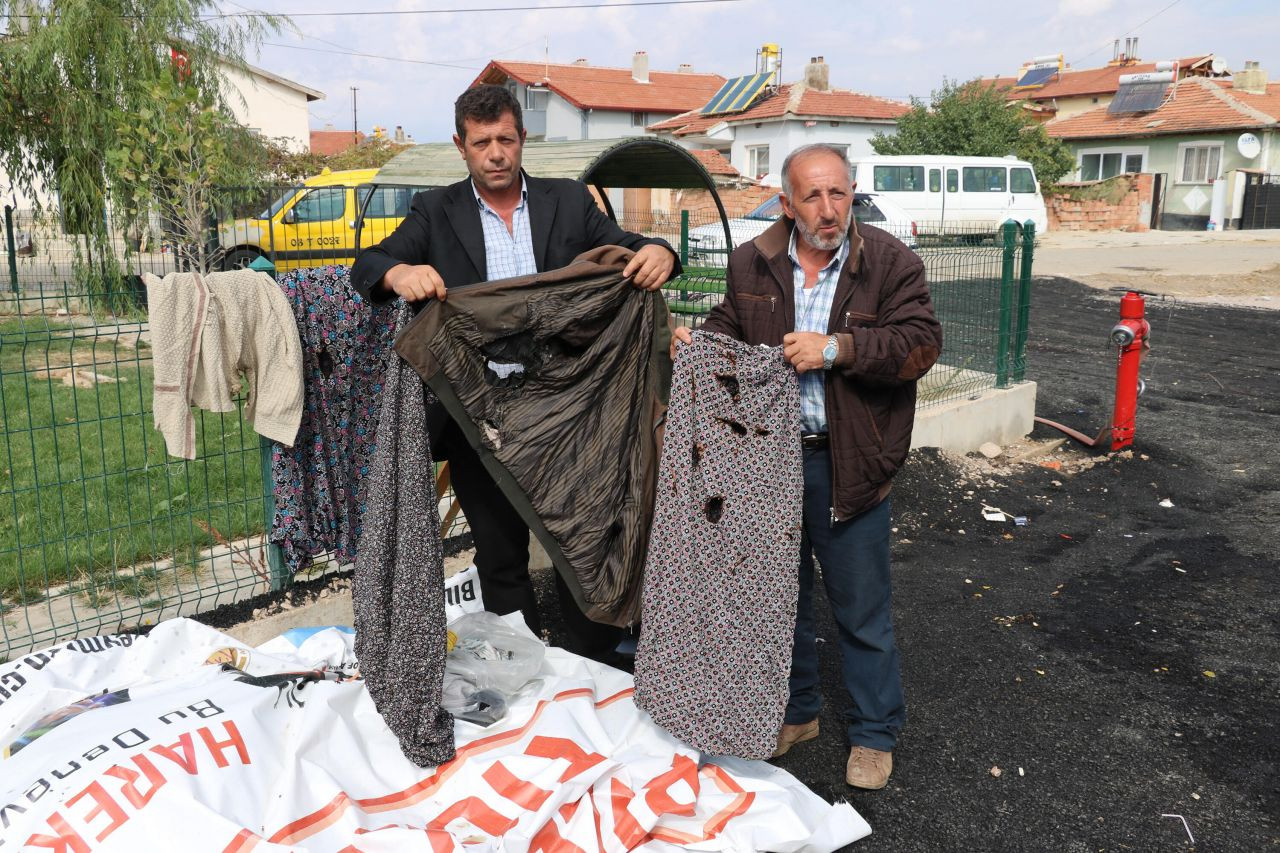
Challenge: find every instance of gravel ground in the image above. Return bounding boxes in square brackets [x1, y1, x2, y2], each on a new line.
[769, 276, 1279, 852]
[194, 274, 1279, 851]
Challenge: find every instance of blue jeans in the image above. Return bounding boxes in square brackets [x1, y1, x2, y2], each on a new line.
[784, 446, 905, 751]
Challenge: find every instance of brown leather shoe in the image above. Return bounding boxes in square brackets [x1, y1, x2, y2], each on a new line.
[846, 746, 893, 789]
[771, 719, 819, 758]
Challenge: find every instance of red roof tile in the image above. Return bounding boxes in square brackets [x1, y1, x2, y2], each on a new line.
[310, 130, 365, 156]
[474, 60, 725, 113]
[687, 148, 739, 177]
[648, 84, 908, 137]
[996, 56, 1212, 101]
[1046, 78, 1280, 140]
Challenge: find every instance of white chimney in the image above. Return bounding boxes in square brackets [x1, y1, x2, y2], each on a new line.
[572, 58, 588, 66]
[804, 56, 829, 92]
[394, 125, 406, 143]
[632, 50, 650, 83]
[677, 63, 694, 73]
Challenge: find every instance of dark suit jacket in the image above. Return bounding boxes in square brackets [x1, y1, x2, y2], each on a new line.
[350, 172, 681, 451]
[350, 172, 680, 301]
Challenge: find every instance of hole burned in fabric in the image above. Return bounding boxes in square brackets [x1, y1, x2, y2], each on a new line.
[714, 416, 747, 437]
[481, 333, 538, 390]
[704, 495, 724, 523]
[481, 419, 503, 450]
[692, 442, 705, 465]
[754, 426, 771, 437]
[318, 348, 335, 379]
[716, 372, 741, 402]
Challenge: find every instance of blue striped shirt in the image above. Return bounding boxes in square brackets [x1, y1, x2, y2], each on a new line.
[790, 228, 850, 433]
[473, 177, 536, 280]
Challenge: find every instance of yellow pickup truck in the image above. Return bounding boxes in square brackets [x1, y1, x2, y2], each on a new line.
[217, 167, 422, 271]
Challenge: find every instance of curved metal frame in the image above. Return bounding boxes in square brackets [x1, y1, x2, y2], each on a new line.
[356, 137, 735, 255]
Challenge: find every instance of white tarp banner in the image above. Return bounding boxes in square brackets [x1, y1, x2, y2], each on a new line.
[443, 564, 484, 624]
[0, 617, 869, 851]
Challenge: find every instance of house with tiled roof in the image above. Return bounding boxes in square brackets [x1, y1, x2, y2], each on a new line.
[648, 57, 909, 186]
[472, 53, 726, 142]
[991, 41, 1228, 124]
[1045, 62, 1279, 229]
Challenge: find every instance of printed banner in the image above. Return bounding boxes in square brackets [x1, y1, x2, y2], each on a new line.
[0, 617, 869, 851]
[444, 564, 484, 624]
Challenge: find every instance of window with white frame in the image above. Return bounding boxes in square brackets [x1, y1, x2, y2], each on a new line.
[631, 111, 646, 127]
[747, 145, 770, 179]
[1178, 143, 1222, 184]
[1078, 147, 1147, 181]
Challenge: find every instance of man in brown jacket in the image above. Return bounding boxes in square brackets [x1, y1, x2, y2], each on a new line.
[672, 143, 941, 789]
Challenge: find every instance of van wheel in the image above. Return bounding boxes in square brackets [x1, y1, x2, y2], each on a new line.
[223, 248, 264, 271]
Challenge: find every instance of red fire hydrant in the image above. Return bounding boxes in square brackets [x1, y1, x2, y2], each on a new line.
[1108, 291, 1150, 451]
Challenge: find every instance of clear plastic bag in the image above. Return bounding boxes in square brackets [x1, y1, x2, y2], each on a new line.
[445, 611, 545, 696]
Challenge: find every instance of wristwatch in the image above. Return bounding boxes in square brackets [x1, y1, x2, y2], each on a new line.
[822, 335, 838, 370]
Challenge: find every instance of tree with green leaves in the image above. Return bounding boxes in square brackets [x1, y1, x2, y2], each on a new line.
[266, 136, 412, 184]
[872, 79, 1075, 186]
[0, 0, 284, 284]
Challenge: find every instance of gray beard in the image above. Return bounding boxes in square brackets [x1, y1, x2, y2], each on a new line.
[796, 209, 852, 251]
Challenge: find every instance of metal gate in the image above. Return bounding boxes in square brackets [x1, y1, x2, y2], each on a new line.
[1241, 173, 1280, 229]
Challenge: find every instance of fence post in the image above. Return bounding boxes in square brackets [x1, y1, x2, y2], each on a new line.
[5, 205, 18, 294]
[248, 255, 291, 591]
[679, 209, 689, 300]
[1013, 221, 1036, 382]
[997, 222, 1017, 388]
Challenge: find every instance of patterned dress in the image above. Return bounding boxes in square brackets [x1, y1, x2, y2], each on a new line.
[270, 266, 396, 574]
[352, 304, 455, 767]
[634, 331, 803, 759]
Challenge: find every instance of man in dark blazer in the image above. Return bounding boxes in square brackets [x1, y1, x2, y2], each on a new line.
[351, 84, 680, 667]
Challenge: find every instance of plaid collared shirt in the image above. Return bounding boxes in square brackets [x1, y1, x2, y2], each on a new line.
[473, 177, 536, 280]
[789, 228, 850, 433]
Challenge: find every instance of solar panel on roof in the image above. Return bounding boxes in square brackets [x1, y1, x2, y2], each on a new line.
[1108, 81, 1170, 114]
[699, 71, 774, 115]
[1015, 66, 1058, 89]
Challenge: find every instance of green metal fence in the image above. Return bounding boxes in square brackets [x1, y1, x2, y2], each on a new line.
[2, 195, 1033, 660]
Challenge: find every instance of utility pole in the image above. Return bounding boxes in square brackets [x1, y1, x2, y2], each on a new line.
[351, 87, 359, 146]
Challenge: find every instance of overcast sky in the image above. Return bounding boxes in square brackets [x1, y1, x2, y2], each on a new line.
[236, 0, 1280, 143]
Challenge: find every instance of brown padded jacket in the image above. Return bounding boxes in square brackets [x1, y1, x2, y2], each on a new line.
[394, 246, 671, 628]
[700, 218, 942, 522]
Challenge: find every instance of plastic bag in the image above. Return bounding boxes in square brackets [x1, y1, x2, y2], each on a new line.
[445, 611, 545, 696]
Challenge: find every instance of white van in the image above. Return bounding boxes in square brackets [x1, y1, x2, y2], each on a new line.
[850, 155, 1048, 236]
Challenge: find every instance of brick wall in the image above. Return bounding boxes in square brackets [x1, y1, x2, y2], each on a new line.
[669, 184, 778, 219]
[1046, 173, 1153, 232]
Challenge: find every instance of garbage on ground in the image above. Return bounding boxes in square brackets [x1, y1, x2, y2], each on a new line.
[443, 611, 546, 726]
[1161, 813, 1195, 844]
[1158, 498, 1175, 508]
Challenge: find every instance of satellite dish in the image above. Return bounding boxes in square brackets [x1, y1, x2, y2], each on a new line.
[1238, 132, 1261, 159]
[1210, 56, 1227, 75]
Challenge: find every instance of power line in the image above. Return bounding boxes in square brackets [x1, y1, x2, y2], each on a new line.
[204, 0, 743, 19]
[262, 42, 482, 70]
[1066, 0, 1186, 67]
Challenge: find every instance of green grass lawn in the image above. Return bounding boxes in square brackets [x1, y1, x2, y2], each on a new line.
[0, 315, 265, 605]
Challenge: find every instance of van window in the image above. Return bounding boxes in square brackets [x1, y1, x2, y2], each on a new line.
[963, 167, 1008, 193]
[257, 187, 299, 220]
[1010, 168, 1037, 194]
[873, 165, 925, 192]
[292, 187, 346, 222]
[946, 169, 958, 192]
[358, 186, 414, 218]
[929, 169, 941, 192]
